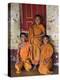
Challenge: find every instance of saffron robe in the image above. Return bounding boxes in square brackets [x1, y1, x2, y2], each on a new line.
[19, 42, 30, 61]
[15, 42, 32, 73]
[29, 24, 45, 65]
[38, 43, 53, 74]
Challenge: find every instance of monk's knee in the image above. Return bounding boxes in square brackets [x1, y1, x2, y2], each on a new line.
[24, 60, 32, 71]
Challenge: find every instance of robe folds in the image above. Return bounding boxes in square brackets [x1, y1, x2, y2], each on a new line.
[38, 43, 53, 74]
[29, 24, 45, 65]
[15, 42, 32, 73]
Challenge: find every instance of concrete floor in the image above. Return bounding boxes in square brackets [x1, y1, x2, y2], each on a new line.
[10, 62, 58, 77]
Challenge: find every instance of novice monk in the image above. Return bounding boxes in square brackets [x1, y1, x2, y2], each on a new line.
[15, 33, 32, 74]
[28, 15, 45, 70]
[38, 35, 54, 74]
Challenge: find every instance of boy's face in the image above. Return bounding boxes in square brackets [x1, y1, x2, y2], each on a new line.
[35, 17, 40, 25]
[43, 37, 48, 44]
[21, 35, 25, 42]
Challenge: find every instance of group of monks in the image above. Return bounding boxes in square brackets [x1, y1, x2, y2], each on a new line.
[15, 15, 54, 75]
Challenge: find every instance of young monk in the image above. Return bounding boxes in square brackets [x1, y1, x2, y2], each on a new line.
[38, 35, 54, 74]
[28, 15, 45, 70]
[15, 33, 32, 74]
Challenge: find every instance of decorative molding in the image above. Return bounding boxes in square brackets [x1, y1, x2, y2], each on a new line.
[25, 4, 33, 19]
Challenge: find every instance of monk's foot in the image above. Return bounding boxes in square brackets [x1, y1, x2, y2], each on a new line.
[16, 70, 21, 74]
[26, 69, 30, 72]
[39, 72, 48, 75]
[48, 71, 53, 74]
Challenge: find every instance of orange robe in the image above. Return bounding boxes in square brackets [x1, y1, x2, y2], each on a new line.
[38, 43, 53, 74]
[20, 42, 30, 62]
[29, 24, 45, 65]
[15, 42, 32, 73]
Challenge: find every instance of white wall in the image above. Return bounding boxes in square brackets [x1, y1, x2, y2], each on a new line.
[10, 3, 20, 49]
[46, 5, 59, 53]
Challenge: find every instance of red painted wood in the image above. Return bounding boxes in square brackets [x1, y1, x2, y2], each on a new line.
[20, 4, 46, 31]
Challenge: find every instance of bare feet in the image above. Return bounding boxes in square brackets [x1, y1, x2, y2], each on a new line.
[16, 70, 21, 74]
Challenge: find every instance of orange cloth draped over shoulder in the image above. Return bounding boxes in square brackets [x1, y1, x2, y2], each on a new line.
[28, 24, 45, 65]
[38, 43, 53, 74]
[15, 42, 32, 73]
[19, 42, 31, 62]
